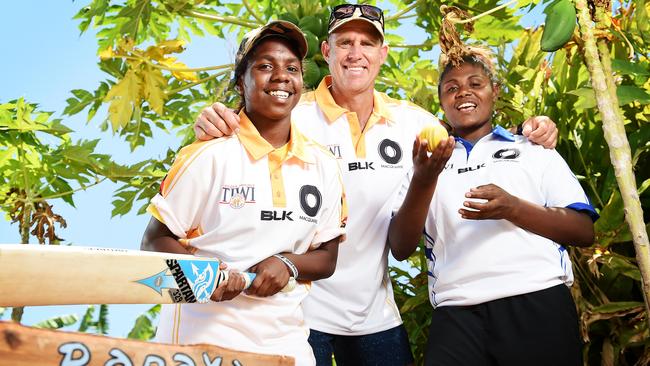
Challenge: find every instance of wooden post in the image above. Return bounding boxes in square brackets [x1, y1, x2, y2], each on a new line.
[0, 321, 294, 366]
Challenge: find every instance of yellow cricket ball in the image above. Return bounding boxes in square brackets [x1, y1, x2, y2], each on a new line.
[419, 124, 449, 152]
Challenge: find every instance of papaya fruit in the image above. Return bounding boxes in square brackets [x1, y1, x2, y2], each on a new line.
[303, 31, 321, 57]
[303, 59, 321, 88]
[299, 15, 323, 36]
[278, 12, 300, 26]
[540, 0, 577, 52]
[319, 65, 330, 79]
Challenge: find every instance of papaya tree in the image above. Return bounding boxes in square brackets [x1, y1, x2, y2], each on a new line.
[0, 99, 133, 325]
[499, 26, 649, 364]
[488, 1, 650, 363]
[574, 0, 649, 320]
[572, 0, 649, 362]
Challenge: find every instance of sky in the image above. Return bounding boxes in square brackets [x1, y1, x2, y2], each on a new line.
[0, 0, 235, 337]
[0, 1, 544, 339]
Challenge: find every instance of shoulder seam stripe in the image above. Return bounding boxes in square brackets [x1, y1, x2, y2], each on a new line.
[164, 139, 225, 197]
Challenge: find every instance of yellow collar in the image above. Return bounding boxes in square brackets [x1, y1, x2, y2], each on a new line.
[237, 111, 314, 164]
[313, 75, 393, 124]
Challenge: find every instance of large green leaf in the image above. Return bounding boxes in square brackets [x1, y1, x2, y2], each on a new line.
[617, 85, 650, 105]
[127, 304, 160, 340]
[603, 255, 642, 281]
[611, 59, 650, 76]
[566, 88, 598, 109]
[566, 85, 650, 109]
[117, 0, 152, 41]
[34, 314, 80, 329]
[591, 301, 644, 314]
[595, 190, 628, 247]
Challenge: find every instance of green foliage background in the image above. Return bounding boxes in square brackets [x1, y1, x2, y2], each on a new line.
[1, 0, 649, 364]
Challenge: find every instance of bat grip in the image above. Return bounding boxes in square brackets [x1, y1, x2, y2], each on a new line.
[223, 271, 296, 292]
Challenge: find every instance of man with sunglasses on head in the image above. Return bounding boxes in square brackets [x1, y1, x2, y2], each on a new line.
[194, 4, 558, 365]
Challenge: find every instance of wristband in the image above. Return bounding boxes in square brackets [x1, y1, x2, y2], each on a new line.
[273, 254, 299, 279]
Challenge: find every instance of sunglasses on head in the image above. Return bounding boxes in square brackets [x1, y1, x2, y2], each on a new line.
[328, 4, 384, 30]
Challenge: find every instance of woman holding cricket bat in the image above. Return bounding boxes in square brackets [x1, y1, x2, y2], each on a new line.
[141, 21, 346, 365]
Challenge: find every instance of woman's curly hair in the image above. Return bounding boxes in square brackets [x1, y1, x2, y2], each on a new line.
[437, 45, 500, 98]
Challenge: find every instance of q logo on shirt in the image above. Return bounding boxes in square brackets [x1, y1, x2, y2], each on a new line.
[299, 185, 322, 217]
[492, 148, 521, 160]
[378, 139, 403, 165]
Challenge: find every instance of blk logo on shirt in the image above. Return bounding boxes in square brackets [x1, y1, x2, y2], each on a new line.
[348, 162, 375, 171]
[458, 163, 486, 174]
[261, 210, 293, 221]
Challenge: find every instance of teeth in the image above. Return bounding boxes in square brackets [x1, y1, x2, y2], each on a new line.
[269, 90, 290, 99]
[458, 102, 477, 110]
[347, 67, 364, 71]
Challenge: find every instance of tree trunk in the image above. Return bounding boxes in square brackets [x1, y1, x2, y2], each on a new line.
[574, 0, 650, 329]
[11, 205, 31, 323]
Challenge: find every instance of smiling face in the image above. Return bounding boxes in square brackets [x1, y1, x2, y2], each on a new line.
[439, 62, 499, 142]
[238, 37, 303, 125]
[322, 20, 388, 98]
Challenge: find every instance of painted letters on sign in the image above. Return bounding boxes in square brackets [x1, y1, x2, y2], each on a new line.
[0, 321, 294, 366]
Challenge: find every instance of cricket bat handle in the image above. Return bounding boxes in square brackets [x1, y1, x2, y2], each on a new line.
[226, 271, 297, 292]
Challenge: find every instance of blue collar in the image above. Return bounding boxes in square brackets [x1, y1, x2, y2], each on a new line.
[492, 125, 516, 142]
[455, 125, 516, 157]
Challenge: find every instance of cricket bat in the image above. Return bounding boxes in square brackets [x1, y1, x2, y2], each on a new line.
[0, 244, 258, 306]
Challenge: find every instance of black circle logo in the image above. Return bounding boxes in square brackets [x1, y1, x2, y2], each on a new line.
[492, 148, 521, 160]
[299, 185, 322, 217]
[378, 139, 402, 164]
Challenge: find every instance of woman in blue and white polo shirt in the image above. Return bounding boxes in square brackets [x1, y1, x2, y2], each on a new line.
[388, 46, 597, 366]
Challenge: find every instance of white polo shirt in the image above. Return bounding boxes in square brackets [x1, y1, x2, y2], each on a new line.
[292, 77, 441, 335]
[148, 112, 346, 364]
[394, 126, 598, 308]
